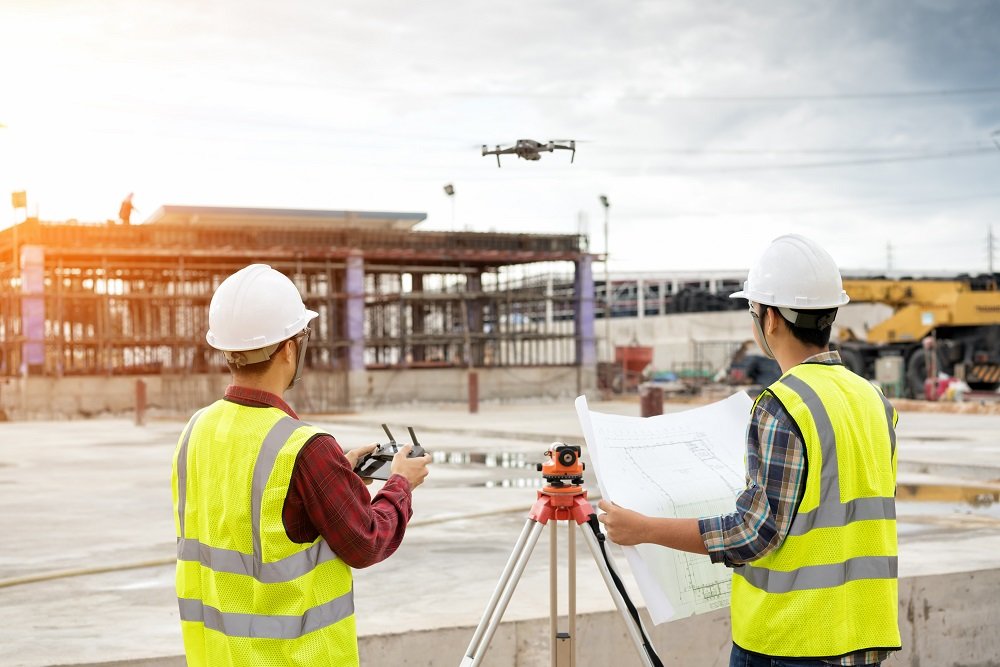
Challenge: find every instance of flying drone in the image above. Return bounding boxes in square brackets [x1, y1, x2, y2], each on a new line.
[481, 139, 576, 167]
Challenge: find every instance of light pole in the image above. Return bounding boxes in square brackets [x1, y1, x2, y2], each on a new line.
[599, 195, 611, 364]
[443, 183, 456, 231]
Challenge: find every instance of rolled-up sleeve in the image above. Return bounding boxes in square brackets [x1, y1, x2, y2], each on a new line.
[698, 393, 806, 567]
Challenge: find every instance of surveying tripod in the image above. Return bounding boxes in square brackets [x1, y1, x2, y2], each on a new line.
[460, 444, 663, 667]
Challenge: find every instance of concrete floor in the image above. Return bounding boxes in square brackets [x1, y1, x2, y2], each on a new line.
[1, 396, 999, 666]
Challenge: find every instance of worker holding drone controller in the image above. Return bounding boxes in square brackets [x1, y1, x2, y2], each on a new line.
[171, 264, 430, 667]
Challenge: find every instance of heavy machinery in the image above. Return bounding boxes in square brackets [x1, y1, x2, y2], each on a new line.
[836, 275, 1000, 397]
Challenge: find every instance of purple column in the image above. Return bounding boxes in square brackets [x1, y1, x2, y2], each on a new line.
[345, 252, 365, 371]
[20, 245, 45, 373]
[575, 256, 596, 366]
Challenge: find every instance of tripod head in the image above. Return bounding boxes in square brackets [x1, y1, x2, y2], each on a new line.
[537, 442, 585, 493]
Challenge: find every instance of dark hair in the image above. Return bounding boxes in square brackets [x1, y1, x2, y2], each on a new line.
[765, 306, 836, 348]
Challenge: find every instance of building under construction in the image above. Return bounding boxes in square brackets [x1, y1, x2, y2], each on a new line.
[0, 206, 596, 416]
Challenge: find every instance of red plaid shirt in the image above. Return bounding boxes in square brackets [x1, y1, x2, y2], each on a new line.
[224, 385, 413, 569]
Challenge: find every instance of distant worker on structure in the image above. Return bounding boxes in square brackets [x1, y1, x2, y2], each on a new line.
[118, 192, 136, 225]
[599, 234, 900, 666]
[171, 264, 431, 666]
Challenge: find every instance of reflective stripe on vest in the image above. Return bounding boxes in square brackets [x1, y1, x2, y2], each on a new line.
[731, 363, 900, 657]
[173, 403, 356, 656]
[177, 595, 355, 640]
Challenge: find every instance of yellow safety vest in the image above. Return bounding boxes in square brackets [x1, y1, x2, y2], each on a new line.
[171, 400, 358, 666]
[731, 362, 901, 658]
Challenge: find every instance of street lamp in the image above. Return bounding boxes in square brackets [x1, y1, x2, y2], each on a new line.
[599, 194, 611, 363]
[443, 183, 457, 231]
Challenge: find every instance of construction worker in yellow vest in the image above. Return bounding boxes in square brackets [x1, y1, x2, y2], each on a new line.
[598, 234, 899, 666]
[171, 264, 431, 666]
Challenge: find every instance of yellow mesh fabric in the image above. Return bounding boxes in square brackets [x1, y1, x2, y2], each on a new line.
[173, 402, 358, 667]
[732, 577, 898, 657]
[182, 616, 357, 667]
[732, 364, 900, 657]
[759, 521, 897, 570]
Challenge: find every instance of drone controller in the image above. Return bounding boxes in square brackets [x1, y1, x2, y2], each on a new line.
[353, 424, 427, 481]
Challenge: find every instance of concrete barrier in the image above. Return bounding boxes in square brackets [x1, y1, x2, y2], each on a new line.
[0, 365, 596, 420]
[63, 568, 1000, 667]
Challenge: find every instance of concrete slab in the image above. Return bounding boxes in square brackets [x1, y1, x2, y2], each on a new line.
[1, 397, 998, 666]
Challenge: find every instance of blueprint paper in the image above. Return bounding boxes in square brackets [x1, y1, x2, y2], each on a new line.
[576, 392, 752, 623]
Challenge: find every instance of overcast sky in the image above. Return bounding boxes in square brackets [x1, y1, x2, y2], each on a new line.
[1, 0, 998, 274]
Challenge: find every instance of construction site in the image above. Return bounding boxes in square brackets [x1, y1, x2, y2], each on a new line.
[1, 208, 1000, 667]
[0, 206, 599, 418]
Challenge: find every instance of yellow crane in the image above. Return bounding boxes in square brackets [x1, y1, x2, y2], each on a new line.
[838, 277, 1000, 396]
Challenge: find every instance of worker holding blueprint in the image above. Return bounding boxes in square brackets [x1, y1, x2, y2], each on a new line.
[595, 235, 900, 667]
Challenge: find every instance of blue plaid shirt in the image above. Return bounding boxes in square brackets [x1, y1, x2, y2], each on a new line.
[698, 350, 893, 666]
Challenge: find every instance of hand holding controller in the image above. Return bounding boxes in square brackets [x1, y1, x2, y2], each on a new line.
[354, 425, 429, 483]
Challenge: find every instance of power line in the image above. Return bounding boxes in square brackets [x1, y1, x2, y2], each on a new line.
[655, 147, 998, 173]
[246, 82, 1000, 104]
[664, 191, 1000, 219]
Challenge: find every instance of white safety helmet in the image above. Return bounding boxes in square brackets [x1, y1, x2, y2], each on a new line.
[730, 234, 850, 311]
[207, 264, 318, 357]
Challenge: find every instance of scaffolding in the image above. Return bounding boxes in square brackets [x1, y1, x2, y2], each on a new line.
[0, 214, 593, 402]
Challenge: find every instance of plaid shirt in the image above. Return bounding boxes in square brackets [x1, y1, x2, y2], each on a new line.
[224, 385, 412, 569]
[698, 351, 893, 666]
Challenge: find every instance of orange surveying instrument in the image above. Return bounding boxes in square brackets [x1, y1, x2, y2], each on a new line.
[460, 443, 663, 667]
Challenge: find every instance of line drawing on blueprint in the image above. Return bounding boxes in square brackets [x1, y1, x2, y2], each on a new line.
[578, 391, 752, 622]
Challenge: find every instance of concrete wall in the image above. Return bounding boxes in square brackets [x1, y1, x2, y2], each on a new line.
[0, 374, 232, 421]
[69, 568, 1000, 667]
[604, 303, 895, 371]
[358, 365, 596, 408]
[0, 365, 597, 420]
[368, 568, 1000, 666]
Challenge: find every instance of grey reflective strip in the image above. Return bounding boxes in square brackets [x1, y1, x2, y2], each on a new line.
[788, 496, 896, 536]
[178, 537, 340, 584]
[251, 417, 302, 575]
[734, 556, 897, 594]
[779, 375, 839, 504]
[177, 590, 354, 639]
[875, 389, 898, 460]
[176, 408, 207, 538]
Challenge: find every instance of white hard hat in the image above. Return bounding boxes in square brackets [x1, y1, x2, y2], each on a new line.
[206, 264, 318, 352]
[730, 234, 850, 309]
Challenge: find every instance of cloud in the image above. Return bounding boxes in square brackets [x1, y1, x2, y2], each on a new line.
[0, 0, 997, 273]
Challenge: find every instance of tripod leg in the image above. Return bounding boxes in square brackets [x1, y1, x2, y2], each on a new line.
[568, 520, 576, 667]
[461, 519, 545, 667]
[550, 521, 557, 667]
[578, 523, 658, 667]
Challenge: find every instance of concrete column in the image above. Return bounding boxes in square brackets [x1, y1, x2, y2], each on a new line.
[660, 280, 667, 315]
[466, 272, 483, 366]
[345, 252, 366, 405]
[574, 256, 596, 367]
[20, 245, 45, 375]
[410, 273, 425, 363]
[636, 278, 645, 319]
[545, 273, 554, 326]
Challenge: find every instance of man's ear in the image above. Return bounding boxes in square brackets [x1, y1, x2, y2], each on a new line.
[281, 339, 295, 364]
[765, 307, 781, 335]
